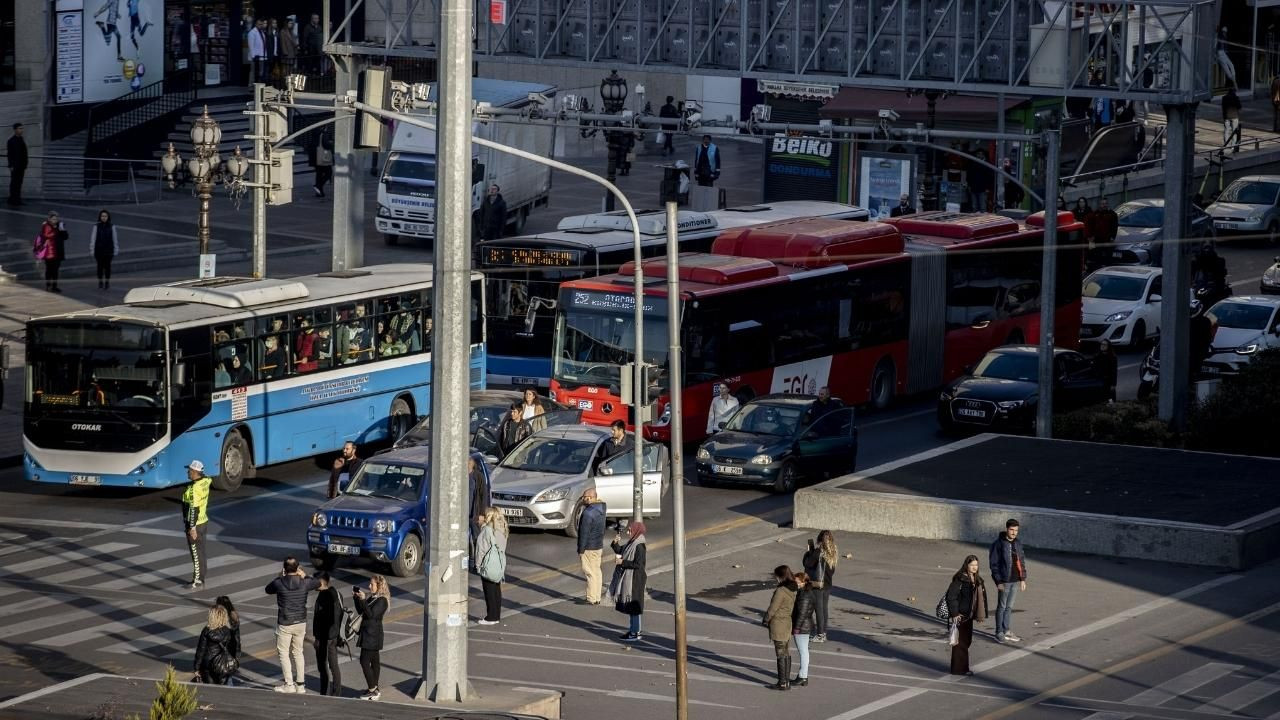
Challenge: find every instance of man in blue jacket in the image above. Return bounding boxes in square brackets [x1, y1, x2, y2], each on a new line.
[576, 488, 608, 605]
[693, 135, 720, 187]
[988, 518, 1028, 644]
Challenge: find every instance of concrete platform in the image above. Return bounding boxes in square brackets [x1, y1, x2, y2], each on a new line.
[0, 673, 560, 720]
[794, 434, 1280, 570]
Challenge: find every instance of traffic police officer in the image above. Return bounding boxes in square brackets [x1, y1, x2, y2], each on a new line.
[182, 460, 212, 590]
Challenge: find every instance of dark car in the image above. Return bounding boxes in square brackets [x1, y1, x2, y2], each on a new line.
[694, 394, 857, 493]
[937, 345, 1110, 434]
[394, 389, 575, 454]
[308, 446, 491, 577]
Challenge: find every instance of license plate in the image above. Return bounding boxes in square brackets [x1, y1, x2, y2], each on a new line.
[405, 223, 434, 234]
[1202, 366, 1221, 375]
[957, 408, 986, 418]
[1216, 222, 1236, 230]
[499, 506, 525, 517]
[713, 464, 743, 475]
[1112, 251, 1125, 259]
[1081, 327, 1095, 337]
[69, 474, 101, 485]
[327, 543, 359, 555]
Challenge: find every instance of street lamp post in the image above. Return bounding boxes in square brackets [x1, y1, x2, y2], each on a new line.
[599, 70, 628, 212]
[160, 106, 250, 269]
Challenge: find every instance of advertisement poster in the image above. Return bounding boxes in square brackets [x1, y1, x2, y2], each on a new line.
[763, 134, 841, 203]
[857, 153, 915, 220]
[55, 11, 84, 104]
[78, 0, 164, 102]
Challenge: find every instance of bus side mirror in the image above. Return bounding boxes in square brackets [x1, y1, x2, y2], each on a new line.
[171, 362, 187, 389]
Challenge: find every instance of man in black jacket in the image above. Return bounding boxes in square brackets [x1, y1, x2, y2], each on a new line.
[328, 441, 361, 498]
[480, 184, 507, 241]
[7, 123, 27, 206]
[496, 403, 531, 458]
[266, 557, 322, 693]
[659, 96, 680, 156]
[576, 488, 607, 605]
[988, 519, 1027, 644]
[889, 194, 914, 217]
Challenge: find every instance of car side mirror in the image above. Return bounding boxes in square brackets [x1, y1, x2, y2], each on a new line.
[1149, 293, 1162, 303]
[598, 467, 614, 476]
[717, 421, 727, 430]
[484, 454, 499, 466]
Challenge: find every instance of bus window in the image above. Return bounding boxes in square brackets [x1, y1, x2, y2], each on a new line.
[336, 301, 373, 364]
[216, 348, 253, 388]
[383, 293, 421, 355]
[260, 334, 290, 379]
[294, 308, 333, 374]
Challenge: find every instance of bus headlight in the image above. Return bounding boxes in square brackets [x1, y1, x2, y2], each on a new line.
[750, 454, 773, 465]
[312, 512, 328, 528]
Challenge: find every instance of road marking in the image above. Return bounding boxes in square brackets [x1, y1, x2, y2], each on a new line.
[38, 548, 189, 587]
[37, 605, 196, 648]
[0, 601, 160, 640]
[1122, 662, 1242, 708]
[858, 408, 935, 429]
[824, 572, 1245, 720]
[0, 542, 136, 576]
[91, 554, 251, 591]
[0, 673, 109, 710]
[975, 596, 1280, 720]
[1195, 669, 1280, 714]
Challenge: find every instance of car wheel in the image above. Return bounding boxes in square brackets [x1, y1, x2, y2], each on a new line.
[870, 359, 896, 410]
[773, 461, 800, 494]
[389, 397, 413, 442]
[563, 500, 584, 539]
[1130, 320, 1147, 349]
[213, 430, 251, 493]
[384, 233, 399, 246]
[390, 533, 422, 577]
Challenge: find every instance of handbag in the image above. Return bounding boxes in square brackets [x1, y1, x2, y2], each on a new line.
[948, 619, 960, 646]
[656, 131, 667, 145]
[210, 639, 239, 677]
[935, 594, 951, 622]
[318, 147, 334, 165]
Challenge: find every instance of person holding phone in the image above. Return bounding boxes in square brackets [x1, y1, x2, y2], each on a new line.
[353, 575, 390, 701]
[801, 531, 838, 643]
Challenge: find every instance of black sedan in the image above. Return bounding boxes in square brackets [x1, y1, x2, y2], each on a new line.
[695, 394, 857, 493]
[394, 389, 575, 453]
[937, 346, 1110, 434]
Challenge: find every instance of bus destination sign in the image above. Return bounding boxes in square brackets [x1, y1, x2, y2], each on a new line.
[566, 289, 666, 315]
[484, 246, 581, 268]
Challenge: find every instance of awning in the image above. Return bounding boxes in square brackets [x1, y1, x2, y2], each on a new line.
[819, 87, 1030, 130]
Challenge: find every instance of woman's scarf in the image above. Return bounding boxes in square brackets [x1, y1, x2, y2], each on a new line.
[610, 534, 646, 603]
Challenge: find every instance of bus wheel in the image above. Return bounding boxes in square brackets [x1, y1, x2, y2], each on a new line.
[214, 431, 251, 493]
[389, 397, 413, 442]
[391, 533, 422, 576]
[870, 359, 896, 411]
[384, 233, 399, 246]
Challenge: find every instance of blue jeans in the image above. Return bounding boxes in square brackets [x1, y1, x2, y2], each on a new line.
[995, 583, 1020, 637]
[628, 614, 642, 635]
[793, 633, 811, 679]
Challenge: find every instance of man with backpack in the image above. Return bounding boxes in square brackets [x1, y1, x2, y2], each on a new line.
[312, 572, 343, 696]
[265, 557, 321, 693]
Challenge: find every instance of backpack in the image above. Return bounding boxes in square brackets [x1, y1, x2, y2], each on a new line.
[336, 591, 362, 656]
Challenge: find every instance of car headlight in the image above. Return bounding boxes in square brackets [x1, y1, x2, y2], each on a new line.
[750, 454, 773, 465]
[535, 487, 569, 503]
[1235, 343, 1259, 355]
[939, 390, 953, 401]
[312, 512, 327, 528]
[997, 400, 1024, 410]
[1249, 215, 1263, 223]
[653, 402, 672, 427]
[373, 519, 396, 534]
[1104, 311, 1132, 323]
[377, 205, 391, 218]
[696, 447, 711, 461]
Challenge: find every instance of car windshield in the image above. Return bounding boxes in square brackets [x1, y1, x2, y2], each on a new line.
[1116, 205, 1162, 227]
[501, 436, 597, 474]
[973, 352, 1039, 382]
[723, 403, 805, 436]
[345, 462, 425, 502]
[1083, 273, 1147, 301]
[1208, 302, 1275, 330]
[1218, 180, 1280, 205]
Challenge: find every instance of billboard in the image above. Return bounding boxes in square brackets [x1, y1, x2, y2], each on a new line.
[857, 153, 916, 221]
[55, 0, 163, 104]
[763, 134, 841, 203]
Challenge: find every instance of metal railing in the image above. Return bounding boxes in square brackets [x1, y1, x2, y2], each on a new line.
[1, 152, 166, 204]
[86, 69, 196, 158]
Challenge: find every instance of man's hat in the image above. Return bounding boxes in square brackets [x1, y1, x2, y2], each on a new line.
[187, 460, 205, 473]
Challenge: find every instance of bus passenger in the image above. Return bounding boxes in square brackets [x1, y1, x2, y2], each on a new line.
[215, 361, 231, 389]
[230, 354, 252, 385]
[379, 332, 405, 357]
[262, 335, 288, 379]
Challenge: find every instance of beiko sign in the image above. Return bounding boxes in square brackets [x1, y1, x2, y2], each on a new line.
[763, 134, 841, 203]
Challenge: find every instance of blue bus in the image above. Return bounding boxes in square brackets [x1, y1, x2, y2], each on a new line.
[477, 200, 869, 389]
[23, 264, 485, 492]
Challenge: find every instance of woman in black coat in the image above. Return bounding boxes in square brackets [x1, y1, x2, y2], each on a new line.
[791, 572, 818, 687]
[312, 572, 343, 696]
[214, 595, 241, 663]
[945, 554, 989, 676]
[353, 574, 390, 701]
[193, 604, 238, 685]
[610, 521, 647, 642]
[801, 530, 837, 642]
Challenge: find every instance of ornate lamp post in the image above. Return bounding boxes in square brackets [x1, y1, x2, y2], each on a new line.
[599, 70, 629, 211]
[161, 106, 251, 262]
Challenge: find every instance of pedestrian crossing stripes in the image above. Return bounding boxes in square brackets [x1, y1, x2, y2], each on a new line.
[1195, 669, 1280, 715]
[90, 553, 249, 591]
[1080, 663, 1254, 720]
[0, 542, 135, 578]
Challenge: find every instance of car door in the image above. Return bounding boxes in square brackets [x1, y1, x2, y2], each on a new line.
[1144, 274, 1163, 336]
[593, 442, 667, 517]
[797, 409, 857, 479]
[1056, 352, 1107, 409]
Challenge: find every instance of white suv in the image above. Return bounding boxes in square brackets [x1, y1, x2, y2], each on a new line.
[1081, 266, 1163, 347]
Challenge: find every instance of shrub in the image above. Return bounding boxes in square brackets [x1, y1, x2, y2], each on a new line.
[146, 666, 198, 720]
[1186, 349, 1280, 457]
[1053, 399, 1178, 448]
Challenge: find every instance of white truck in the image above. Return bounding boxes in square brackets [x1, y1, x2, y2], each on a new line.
[375, 78, 557, 246]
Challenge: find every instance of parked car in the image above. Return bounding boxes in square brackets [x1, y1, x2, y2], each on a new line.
[1261, 256, 1280, 295]
[307, 446, 491, 577]
[694, 394, 858, 493]
[488, 425, 669, 537]
[1111, 199, 1212, 266]
[1201, 296, 1280, 375]
[394, 389, 575, 452]
[1080, 266, 1163, 347]
[937, 346, 1110, 434]
[1205, 175, 1280, 243]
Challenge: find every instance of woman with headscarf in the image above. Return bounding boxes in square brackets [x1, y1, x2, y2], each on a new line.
[34, 211, 68, 293]
[945, 554, 989, 676]
[610, 521, 647, 642]
[89, 209, 119, 290]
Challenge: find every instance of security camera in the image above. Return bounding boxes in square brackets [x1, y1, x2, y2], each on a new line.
[878, 109, 900, 122]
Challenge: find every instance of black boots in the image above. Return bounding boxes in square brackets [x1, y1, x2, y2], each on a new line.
[793, 674, 809, 687]
[771, 657, 791, 690]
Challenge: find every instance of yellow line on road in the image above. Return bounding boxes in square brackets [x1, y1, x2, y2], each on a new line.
[976, 599, 1280, 720]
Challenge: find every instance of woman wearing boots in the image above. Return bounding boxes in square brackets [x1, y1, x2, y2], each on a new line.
[89, 209, 119, 289]
[945, 554, 989, 675]
[762, 565, 797, 690]
[791, 571, 818, 687]
[802, 530, 838, 642]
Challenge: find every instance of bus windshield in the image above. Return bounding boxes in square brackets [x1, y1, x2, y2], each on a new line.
[552, 308, 668, 390]
[26, 322, 167, 412]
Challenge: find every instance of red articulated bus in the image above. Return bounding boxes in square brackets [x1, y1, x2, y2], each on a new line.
[550, 210, 1084, 443]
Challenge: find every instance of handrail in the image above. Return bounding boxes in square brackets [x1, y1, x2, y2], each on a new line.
[86, 68, 196, 155]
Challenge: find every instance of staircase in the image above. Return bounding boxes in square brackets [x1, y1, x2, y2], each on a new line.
[0, 228, 247, 283]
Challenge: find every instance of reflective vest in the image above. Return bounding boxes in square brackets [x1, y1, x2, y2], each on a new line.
[182, 476, 212, 528]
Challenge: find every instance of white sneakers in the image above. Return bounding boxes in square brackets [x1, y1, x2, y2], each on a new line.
[361, 688, 381, 701]
[273, 683, 306, 694]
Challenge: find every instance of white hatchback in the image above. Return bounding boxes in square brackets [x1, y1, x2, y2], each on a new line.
[1081, 266, 1163, 347]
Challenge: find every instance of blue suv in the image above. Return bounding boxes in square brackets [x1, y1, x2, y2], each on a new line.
[307, 446, 490, 577]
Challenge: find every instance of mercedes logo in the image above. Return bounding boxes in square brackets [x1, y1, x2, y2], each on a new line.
[602, 402, 614, 414]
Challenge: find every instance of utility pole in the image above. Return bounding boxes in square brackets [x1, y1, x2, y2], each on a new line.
[252, 83, 268, 278]
[417, 0, 473, 703]
[1159, 103, 1195, 429]
[331, 54, 364, 271]
[1036, 127, 1060, 438]
[665, 200, 689, 720]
